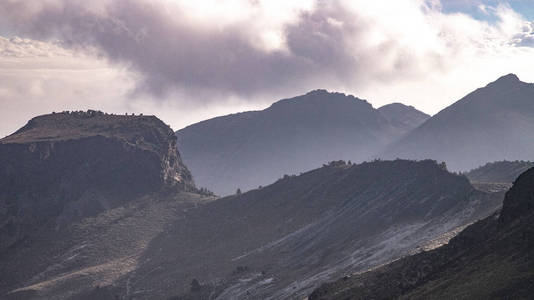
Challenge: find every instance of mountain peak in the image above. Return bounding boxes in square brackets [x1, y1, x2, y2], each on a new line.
[486, 73, 520, 87]
[381, 72, 534, 171]
[379, 102, 412, 109]
[305, 88, 330, 96]
[301, 89, 361, 101]
[268, 89, 370, 112]
[378, 102, 430, 130]
[378, 102, 427, 115]
[177, 90, 427, 195]
[498, 73, 519, 81]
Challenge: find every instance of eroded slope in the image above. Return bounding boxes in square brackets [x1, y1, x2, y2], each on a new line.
[310, 167, 534, 300]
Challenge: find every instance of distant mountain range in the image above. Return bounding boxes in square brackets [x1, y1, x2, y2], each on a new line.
[176, 90, 429, 195]
[177, 74, 534, 195]
[1, 113, 504, 299]
[310, 165, 534, 299]
[382, 74, 534, 171]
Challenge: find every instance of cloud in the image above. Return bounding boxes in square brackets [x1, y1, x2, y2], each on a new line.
[2, 0, 531, 100]
[0, 34, 263, 137]
[0, 36, 70, 58]
[0, 0, 316, 100]
[1, 0, 534, 136]
[0, 35, 134, 136]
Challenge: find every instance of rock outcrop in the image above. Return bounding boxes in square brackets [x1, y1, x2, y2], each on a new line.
[0, 111, 193, 253]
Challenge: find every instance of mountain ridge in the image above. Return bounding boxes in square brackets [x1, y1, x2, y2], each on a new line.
[126, 159, 502, 299]
[0, 112, 506, 300]
[176, 90, 429, 195]
[309, 166, 534, 300]
[381, 74, 534, 171]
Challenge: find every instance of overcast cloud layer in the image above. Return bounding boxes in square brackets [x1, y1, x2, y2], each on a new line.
[1, 0, 534, 136]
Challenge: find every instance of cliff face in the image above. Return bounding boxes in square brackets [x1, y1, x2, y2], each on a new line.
[0, 111, 193, 253]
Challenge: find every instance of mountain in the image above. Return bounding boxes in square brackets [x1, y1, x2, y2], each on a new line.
[378, 103, 430, 134]
[381, 74, 534, 171]
[0, 112, 503, 300]
[176, 90, 428, 195]
[0, 110, 194, 253]
[115, 160, 502, 299]
[310, 166, 534, 300]
[464, 160, 534, 183]
[0, 111, 208, 299]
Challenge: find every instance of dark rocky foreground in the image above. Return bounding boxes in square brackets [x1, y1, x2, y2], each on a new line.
[310, 167, 534, 300]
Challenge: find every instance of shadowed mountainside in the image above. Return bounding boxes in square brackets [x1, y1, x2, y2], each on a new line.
[0, 111, 210, 299]
[310, 167, 534, 300]
[381, 74, 534, 171]
[176, 90, 429, 195]
[121, 160, 502, 300]
[0, 112, 507, 300]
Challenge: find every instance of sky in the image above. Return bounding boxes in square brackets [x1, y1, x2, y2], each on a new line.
[1, 0, 534, 136]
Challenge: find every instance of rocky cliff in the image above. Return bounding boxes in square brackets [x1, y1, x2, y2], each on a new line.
[0, 111, 193, 253]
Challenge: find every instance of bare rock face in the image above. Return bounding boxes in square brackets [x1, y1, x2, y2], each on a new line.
[0, 111, 193, 253]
